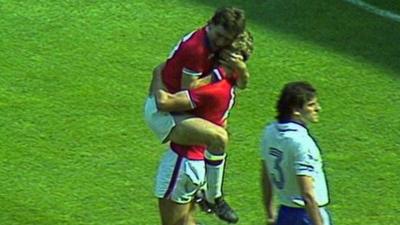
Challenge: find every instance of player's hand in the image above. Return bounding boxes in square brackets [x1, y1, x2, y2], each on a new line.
[155, 89, 168, 110]
[219, 50, 247, 76]
[218, 50, 245, 71]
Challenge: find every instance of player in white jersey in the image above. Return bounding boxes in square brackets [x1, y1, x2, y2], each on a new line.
[260, 81, 332, 225]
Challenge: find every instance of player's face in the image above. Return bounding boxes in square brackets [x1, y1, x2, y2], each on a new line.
[208, 24, 237, 50]
[298, 97, 321, 123]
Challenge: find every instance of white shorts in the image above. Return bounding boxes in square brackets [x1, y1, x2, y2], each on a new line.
[155, 149, 206, 204]
[144, 96, 176, 142]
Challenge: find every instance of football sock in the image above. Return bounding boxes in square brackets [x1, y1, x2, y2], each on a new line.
[204, 150, 226, 204]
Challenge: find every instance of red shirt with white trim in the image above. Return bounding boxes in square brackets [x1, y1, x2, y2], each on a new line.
[161, 27, 216, 93]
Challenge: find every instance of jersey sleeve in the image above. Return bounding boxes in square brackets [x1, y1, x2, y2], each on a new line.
[293, 140, 315, 177]
[212, 67, 227, 81]
[212, 66, 238, 83]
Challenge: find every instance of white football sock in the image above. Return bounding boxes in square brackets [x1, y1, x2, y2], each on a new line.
[204, 150, 226, 203]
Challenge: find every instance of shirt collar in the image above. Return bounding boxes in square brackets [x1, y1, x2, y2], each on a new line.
[275, 120, 308, 134]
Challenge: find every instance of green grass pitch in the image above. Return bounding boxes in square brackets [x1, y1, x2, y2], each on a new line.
[1, 0, 399, 224]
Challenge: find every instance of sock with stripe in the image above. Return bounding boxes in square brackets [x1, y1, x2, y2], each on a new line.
[204, 150, 226, 204]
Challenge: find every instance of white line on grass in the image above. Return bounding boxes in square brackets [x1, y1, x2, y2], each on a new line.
[344, 0, 400, 23]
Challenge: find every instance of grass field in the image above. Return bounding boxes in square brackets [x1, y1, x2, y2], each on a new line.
[1, 0, 399, 224]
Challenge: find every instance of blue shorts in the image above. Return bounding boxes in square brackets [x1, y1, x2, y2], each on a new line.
[276, 205, 332, 225]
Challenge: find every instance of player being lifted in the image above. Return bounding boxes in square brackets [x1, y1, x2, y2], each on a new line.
[154, 31, 253, 225]
[144, 7, 247, 223]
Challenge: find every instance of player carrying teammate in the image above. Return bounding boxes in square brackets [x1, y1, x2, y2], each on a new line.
[153, 31, 253, 225]
[145, 7, 247, 223]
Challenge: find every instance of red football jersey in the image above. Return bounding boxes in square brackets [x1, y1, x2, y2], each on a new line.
[161, 27, 216, 93]
[171, 68, 236, 160]
[189, 69, 236, 126]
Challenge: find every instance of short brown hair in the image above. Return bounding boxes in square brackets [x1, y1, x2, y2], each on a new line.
[276, 81, 317, 122]
[209, 7, 246, 37]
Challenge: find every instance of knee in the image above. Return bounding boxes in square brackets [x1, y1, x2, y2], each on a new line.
[210, 128, 228, 152]
[218, 129, 229, 147]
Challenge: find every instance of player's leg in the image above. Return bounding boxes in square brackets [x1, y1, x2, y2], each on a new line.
[155, 149, 206, 225]
[168, 117, 228, 153]
[159, 198, 193, 225]
[145, 98, 227, 153]
[168, 117, 238, 223]
[169, 117, 228, 203]
[146, 94, 236, 222]
[203, 152, 238, 224]
[186, 201, 198, 225]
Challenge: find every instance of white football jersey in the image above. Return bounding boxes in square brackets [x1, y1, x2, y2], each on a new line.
[261, 121, 329, 207]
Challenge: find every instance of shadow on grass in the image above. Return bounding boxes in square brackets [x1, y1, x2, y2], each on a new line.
[192, 0, 400, 75]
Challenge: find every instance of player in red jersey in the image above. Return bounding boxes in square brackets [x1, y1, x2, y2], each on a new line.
[162, 66, 237, 160]
[153, 31, 253, 225]
[146, 7, 246, 148]
[160, 7, 246, 93]
[145, 7, 247, 224]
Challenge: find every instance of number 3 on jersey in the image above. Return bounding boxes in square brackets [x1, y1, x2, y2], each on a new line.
[269, 148, 285, 189]
[167, 32, 195, 59]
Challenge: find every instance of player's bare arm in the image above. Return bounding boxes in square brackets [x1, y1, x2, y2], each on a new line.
[232, 59, 249, 89]
[190, 75, 213, 88]
[297, 175, 324, 225]
[181, 71, 201, 90]
[156, 89, 193, 112]
[148, 63, 166, 95]
[261, 161, 276, 225]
